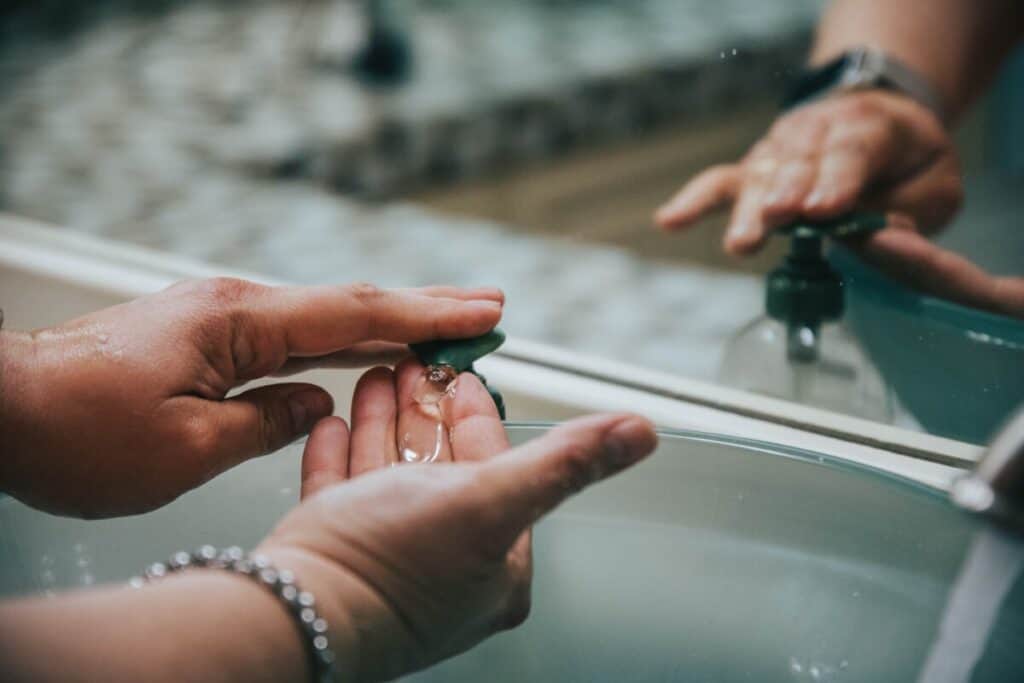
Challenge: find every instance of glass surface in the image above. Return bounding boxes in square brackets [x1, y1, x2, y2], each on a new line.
[2, 425, 1022, 681]
[718, 315, 895, 423]
[2, 1, 1022, 446]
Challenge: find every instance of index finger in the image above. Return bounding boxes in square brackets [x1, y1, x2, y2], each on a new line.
[258, 283, 504, 356]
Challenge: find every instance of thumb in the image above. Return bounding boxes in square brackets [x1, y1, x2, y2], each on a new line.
[474, 413, 657, 550]
[211, 383, 335, 469]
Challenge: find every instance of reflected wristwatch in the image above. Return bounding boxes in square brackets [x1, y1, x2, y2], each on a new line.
[782, 47, 946, 124]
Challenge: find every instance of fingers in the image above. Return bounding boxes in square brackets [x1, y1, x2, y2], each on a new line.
[853, 229, 1024, 319]
[657, 92, 957, 257]
[301, 417, 351, 499]
[395, 358, 453, 463]
[761, 158, 817, 224]
[654, 165, 739, 231]
[240, 283, 503, 370]
[349, 367, 400, 476]
[801, 121, 890, 219]
[446, 372, 508, 463]
[473, 413, 658, 551]
[724, 181, 772, 254]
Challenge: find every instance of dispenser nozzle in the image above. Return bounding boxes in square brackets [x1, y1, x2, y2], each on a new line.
[765, 213, 886, 352]
[410, 329, 507, 419]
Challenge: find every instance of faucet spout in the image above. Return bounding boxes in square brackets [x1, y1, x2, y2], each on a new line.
[951, 408, 1024, 529]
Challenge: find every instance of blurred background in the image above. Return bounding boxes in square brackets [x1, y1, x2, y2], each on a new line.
[1, 0, 1022, 439]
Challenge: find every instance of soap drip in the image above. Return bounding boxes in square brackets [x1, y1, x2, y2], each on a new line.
[399, 364, 458, 464]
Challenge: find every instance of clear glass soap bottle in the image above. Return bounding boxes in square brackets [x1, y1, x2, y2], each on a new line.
[718, 219, 894, 423]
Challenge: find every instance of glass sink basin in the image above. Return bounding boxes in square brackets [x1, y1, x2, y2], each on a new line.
[1, 425, 1022, 681]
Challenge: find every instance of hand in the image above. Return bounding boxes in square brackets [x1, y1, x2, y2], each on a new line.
[853, 218, 1024, 320]
[259, 360, 658, 682]
[655, 91, 962, 254]
[0, 279, 503, 517]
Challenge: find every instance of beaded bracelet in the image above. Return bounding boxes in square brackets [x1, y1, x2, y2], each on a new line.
[131, 545, 336, 683]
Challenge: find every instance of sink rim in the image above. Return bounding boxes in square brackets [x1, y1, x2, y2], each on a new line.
[505, 420, 949, 500]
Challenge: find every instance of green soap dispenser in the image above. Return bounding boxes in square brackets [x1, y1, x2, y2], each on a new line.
[718, 215, 895, 422]
[410, 329, 507, 419]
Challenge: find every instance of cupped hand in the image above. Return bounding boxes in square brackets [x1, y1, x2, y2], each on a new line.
[655, 90, 962, 254]
[259, 361, 658, 682]
[0, 279, 503, 517]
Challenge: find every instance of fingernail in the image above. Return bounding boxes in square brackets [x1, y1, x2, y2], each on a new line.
[728, 223, 752, 240]
[804, 189, 826, 208]
[475, 287, 505, 303]
[289, 389, 332, 432]
[468, 300, 503, 311]
[603, 417, 658, 466]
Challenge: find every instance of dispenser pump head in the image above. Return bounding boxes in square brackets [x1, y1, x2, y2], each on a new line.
[410, 329, 507, 419]
[766, 213, 887, 328]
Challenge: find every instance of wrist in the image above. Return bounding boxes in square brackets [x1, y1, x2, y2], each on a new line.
[788, 47, 948, 126]
[259, 545, 363, 682]
[173, 570, 314, 683]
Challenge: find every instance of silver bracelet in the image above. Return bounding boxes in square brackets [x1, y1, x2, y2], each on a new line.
[131, 545, 336, 683]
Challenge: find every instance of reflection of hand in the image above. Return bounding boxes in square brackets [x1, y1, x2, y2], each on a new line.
[655, 91, 961, 255]
[260, 362, 658, 682]
[0, 280, 503, 517]
[853, 219, 1024, 320]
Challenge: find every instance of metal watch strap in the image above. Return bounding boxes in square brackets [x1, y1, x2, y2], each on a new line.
[783, 48, 947, 125]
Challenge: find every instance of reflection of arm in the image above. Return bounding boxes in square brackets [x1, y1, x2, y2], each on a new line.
[812, 0, 1024, 123]
[855, 224, 1024, 320]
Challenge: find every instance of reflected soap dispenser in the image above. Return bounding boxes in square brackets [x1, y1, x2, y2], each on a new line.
[719, 215, 895, 422]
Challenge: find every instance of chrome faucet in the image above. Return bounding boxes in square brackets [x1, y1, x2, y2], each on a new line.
[951, 407, 1024, 530]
